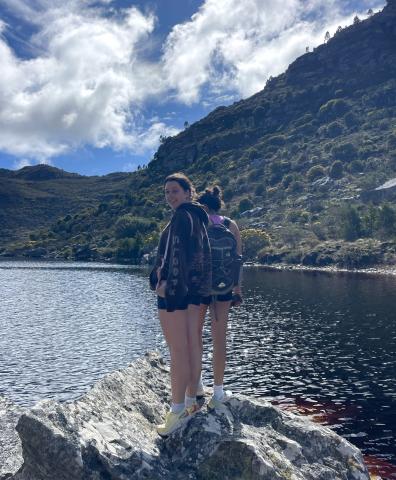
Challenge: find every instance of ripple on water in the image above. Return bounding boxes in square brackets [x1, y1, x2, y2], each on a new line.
[1, 262, 396, 475]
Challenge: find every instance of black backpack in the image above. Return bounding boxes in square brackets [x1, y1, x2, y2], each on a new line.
[207, 217, 238, 295]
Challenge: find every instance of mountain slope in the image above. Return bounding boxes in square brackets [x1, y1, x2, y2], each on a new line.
[0, 165, 133, 244]
[1, 1, 396, 266]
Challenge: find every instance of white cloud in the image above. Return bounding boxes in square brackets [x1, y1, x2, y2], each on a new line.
[162, 0, 385, 101]
[13, 158, 37, 169]
[0, 1, 166, 160]
[137, 121, 180, 152]
[0, 0, 386, 163]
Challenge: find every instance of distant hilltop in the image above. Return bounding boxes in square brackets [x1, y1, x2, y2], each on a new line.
[0, 164, 82, 181]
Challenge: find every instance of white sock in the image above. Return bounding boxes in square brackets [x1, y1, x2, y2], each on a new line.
[171, 402, 185, 414]
[185, 395, 196, 408]
[213, 384, 224, 400]
[197, 373, 204, 394]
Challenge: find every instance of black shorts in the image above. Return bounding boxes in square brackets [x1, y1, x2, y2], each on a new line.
[201, 290, 233, 305]
[157, 294, 202, 311]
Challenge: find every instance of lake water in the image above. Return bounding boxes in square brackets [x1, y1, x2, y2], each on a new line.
[1, 261, 395, 478]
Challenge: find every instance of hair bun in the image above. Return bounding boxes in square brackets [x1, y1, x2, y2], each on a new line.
[213, 185, 221, 197]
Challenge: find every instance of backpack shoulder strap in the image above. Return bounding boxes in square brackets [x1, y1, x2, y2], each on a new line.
[222, 217, 231, 228]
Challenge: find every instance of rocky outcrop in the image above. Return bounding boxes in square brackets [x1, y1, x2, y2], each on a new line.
[0, 396, 24, 479]
[7, 353, 369, 480]
[361, 177, 396, 203]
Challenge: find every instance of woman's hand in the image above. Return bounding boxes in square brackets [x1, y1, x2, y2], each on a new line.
[231, 287, 243, 307]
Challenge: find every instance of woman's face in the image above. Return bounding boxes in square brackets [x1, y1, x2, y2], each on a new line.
[164, 181, 191, 209]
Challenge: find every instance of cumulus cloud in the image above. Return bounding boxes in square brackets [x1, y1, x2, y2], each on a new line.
[162, 0, 385, 102]
[0, 0, 385, 162]
[0, 1, 167, 160]
[13, 158, 35, 169]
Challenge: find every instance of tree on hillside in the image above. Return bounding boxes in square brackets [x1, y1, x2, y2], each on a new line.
[377, 204, 396, 237]
[362, 204, 378, 237]
[339, 205, 362, 241]
[324, 31, 330, 43]
[329, 160, 344, 179]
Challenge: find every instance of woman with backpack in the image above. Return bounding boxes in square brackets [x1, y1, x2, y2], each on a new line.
[150, 173, 212, 436]
[197, 186, 243, 409]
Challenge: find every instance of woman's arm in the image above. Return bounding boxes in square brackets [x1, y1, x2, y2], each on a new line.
[229, 219, 243, 296]
[229, 220, 242, 256]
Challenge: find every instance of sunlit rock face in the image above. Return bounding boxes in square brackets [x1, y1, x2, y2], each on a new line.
[0, 396, 24, 479]
[6, 353, 368, 480]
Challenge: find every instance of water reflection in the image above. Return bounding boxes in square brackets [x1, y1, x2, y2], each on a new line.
[0, 261, 395, 476]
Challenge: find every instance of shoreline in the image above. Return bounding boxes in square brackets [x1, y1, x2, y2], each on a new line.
[245, 262, 396, 277]
[2, 256, 396, 277]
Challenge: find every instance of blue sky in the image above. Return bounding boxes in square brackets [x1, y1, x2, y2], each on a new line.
[0, 0, 385, 176]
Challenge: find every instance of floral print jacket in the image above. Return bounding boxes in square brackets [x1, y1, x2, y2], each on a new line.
[150, 202, 212, 311]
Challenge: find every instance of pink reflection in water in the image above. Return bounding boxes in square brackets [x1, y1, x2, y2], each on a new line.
[271, 397, 396, 480]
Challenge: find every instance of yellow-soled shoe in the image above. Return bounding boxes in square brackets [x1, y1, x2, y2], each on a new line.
[207, 391, 233, 411]
[186, 402, 201, 416]
[156, 409, 189, 438]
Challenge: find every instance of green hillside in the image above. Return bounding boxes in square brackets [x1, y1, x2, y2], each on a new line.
[0, 165, 133, 245]
[1, 0, 396, 267]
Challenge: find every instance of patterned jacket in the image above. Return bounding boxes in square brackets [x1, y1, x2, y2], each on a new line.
[150, 202, 212, 311]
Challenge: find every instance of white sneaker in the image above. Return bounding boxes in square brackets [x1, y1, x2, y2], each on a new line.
[207, 391, 233, 410]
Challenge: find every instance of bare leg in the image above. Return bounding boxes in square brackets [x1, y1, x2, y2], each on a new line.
[210, 301, 231, 386]
[159, 309, 190, 404]
[197, 304, 208, 362]
[185, 304, 203, 397]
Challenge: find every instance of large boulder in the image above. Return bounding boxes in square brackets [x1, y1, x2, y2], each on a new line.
[11, 353, 369, 480]
[0, 396, 24, 479]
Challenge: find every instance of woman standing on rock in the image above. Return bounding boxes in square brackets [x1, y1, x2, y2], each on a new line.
[197, 186, 243, 409]
[150, 173, 211, 436]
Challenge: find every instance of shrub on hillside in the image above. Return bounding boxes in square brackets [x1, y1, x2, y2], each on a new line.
[329, 160, 344, 179]
[318, 99, 349, 121]
[347, 160, 364, 173]
[331, 142, 357, 162]
[241, 229, 271, 260]
[115, 215, 155, 239]
[255, 183, 266, 196]
[344, 111, 359, 127]
[307, 165, 326, 182]
[335, 241, 382, 268]
[247, 148, 259, 160]
[325, 120, 344, 138]
[266, 135, 286, 146]
[282, 174, 294, 189]
[287, 180, 304, 193]
[287, 210, 309, 223]
[239, 198, 254, 212]
[115, 236, 143, 261]
[223, 188, 234, 201]
[253, 104, 269, 123]
[279, 225, 305, 248]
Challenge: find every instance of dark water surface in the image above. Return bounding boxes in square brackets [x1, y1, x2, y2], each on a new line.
[1, 261, 395, 476]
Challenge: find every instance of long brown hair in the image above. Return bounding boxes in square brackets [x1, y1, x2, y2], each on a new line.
[164, 172, 196, 199]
